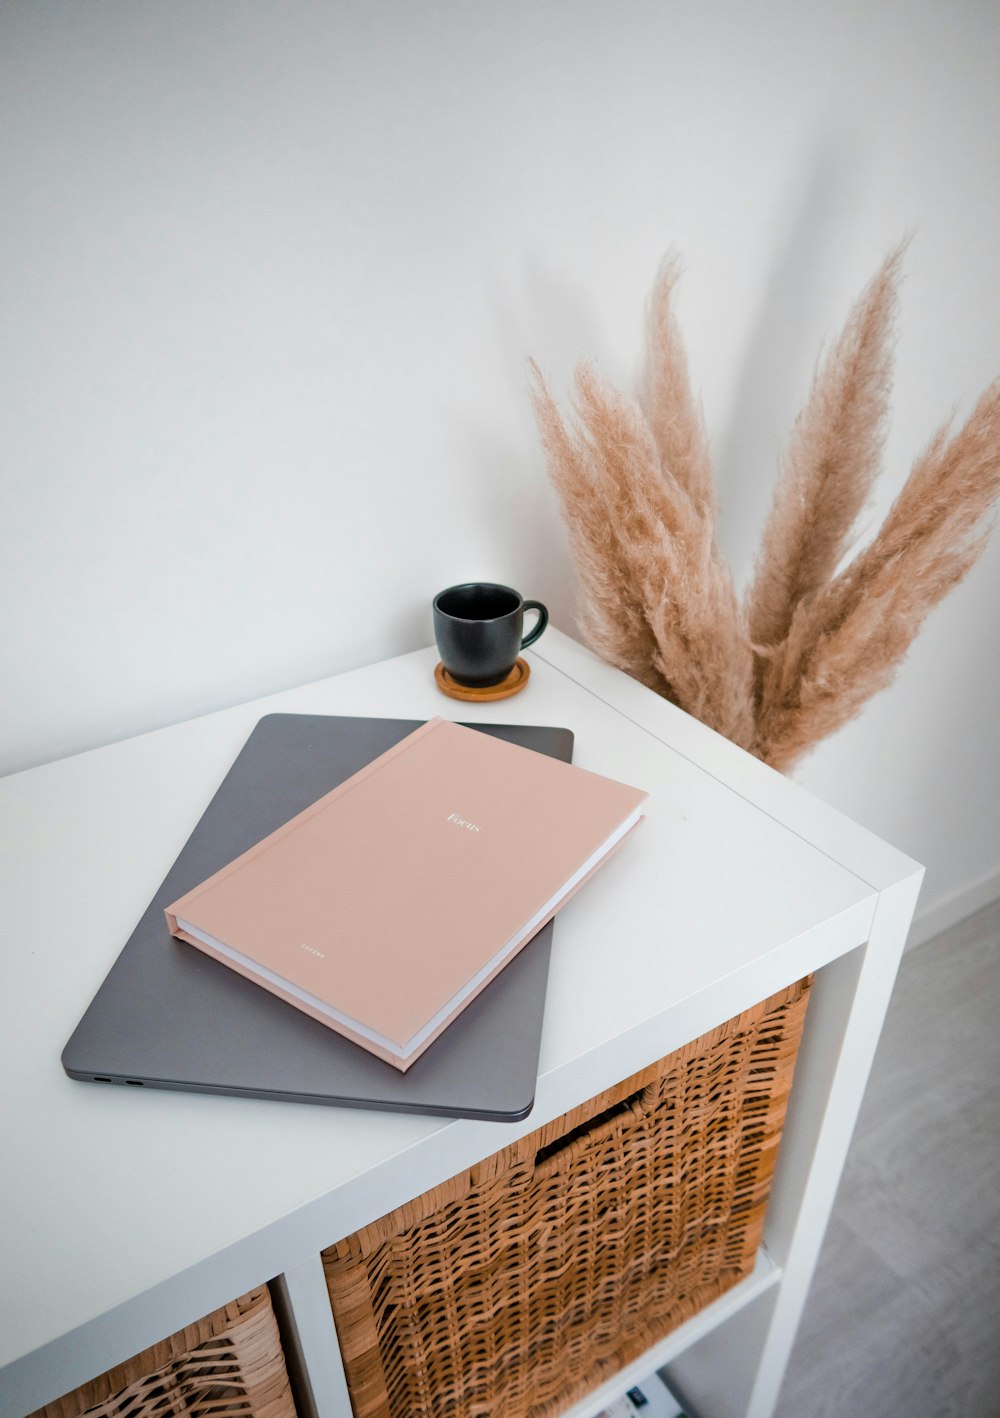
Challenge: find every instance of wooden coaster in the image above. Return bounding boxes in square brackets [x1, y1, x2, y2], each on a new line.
[434, 658, 530, 701]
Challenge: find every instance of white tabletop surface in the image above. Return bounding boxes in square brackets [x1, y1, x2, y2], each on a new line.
[0, 628, 920, 1413]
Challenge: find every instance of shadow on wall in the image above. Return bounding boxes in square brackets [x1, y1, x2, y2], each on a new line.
[714, 140, 869, 590]
[447, 405, 578, 635]
[500, 142, 874, 631]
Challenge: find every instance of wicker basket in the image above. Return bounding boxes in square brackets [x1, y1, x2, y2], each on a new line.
[28, 1286, 297, 1418]
[324, 977, 812, 1418]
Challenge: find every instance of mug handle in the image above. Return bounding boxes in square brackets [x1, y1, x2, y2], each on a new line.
[520, 600, 549, 649]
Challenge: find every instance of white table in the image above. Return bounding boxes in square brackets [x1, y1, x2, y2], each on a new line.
[0, 629, 922, 1418]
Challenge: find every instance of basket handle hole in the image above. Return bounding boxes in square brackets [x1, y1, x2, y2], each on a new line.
[534, 1086, 646, 1174]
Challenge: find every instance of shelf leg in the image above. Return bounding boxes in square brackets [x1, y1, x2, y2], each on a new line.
[667, 872, 922, 1418]
[271, 1254, 354, 1418]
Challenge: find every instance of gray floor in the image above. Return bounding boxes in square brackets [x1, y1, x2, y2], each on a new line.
[773, 897, 1000, 1418]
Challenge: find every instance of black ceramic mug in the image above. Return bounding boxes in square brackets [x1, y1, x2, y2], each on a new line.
[433, 583, 549, 687]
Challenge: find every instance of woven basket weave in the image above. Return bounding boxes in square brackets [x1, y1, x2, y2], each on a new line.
[324, 977, 811, 1418]
[28, 1286, 296, 1418]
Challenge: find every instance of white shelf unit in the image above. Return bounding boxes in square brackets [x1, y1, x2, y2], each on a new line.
[0, 628, 922, 1418]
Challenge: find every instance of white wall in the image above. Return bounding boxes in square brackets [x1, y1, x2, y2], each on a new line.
[2, 0, 998, 934]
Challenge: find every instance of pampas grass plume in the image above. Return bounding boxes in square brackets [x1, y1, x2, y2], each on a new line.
[532, 250, 1000, 772]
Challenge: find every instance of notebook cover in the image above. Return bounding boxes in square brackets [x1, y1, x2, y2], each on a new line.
[61, 715, 575, 1120]
[165, 717, 646, 1070]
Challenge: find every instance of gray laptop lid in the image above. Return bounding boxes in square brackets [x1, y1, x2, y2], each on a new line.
[62, 714, 573, 1122]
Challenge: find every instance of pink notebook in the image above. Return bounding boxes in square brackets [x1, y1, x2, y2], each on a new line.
[166, 717, 647, 1070]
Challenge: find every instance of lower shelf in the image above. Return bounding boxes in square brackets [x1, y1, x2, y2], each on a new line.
[564, 1249, 781, 1418]
[592, 1367, 690, 1418]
